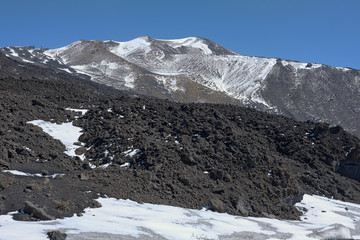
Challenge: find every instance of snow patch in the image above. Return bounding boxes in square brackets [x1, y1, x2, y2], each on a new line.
[59, 68, 72, 74]
[8, 48, 19, 57]
[2, 170, 64, 178]
[120, 162, 131, 168]
[109, 37, 152, 57]
[160, 37, 213, 55]
[123, 149, 141, 157]
[124, 74, 135, 88]
[71, 64, 89, 75]
[282, 60, 322, 69]
[27, 120, 85, 160]
[155, 75, 185, 92]
[65, 107, 88, 115]
[100, 60, 119, 70]
[1, 195, 360, 239]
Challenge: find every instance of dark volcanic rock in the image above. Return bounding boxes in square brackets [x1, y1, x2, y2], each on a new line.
[208, 198, 226, 213]
[1, 76, 360, 221]
[338, 147, 360, 181]
[47, 231, 67, 240]
[24, 201, 55, 220]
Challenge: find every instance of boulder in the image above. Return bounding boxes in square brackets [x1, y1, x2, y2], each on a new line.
[47, 231, 67, 240]
[24, 201, 55, 220]
[208, 198, 226, 213]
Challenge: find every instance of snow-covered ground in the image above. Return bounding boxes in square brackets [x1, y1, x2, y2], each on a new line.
[27, 119, 85, 160]
[0, 194, 360, 240]
[1, 117, 355, 239]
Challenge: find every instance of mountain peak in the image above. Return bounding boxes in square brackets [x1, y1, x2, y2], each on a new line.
[138, 35, 152, 41]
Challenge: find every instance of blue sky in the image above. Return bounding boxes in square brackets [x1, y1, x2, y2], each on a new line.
[1, 0, 359, 69]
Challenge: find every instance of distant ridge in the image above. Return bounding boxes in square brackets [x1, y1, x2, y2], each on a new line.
[1, 36, 360, 137]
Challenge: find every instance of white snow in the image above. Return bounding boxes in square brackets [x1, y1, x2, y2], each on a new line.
[100, 60, 119, 70]
[8, 48, 19, 57]
[2, 170, 64, 178]
[120, 162, 131, 168]
[59, 68, 72, 74]
[123, 149, 141, 157]
[2, 170, 40, 177]
[110, 36, 152, 57]
[65, 107, 88, 115]
[109, 36, 212, 57]
[21, 58, 36, 64]
[1, 194, 360, 240]
[71, 64, 90, 75]
[34, 37, 350, 111]
[159, 37, 213, 55]
[282, 60, 322, 69]
[336, 66, 352, 71]
[27, 120, 85, 160]
[155, 75, 185, 92]
[6, 48, 35, 64]
[124, 74, 135, 88]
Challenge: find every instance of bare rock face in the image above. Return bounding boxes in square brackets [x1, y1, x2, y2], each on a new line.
[338, 147, 360, 181]
[208, 198, 226, 213]
[47, 231, 67, 240]
[262, 62, 360, 137]
[235, 198, 252, 216]
[24, 201, 55, 220]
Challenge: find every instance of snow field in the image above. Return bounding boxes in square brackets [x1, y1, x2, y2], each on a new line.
[1, 195, 360, 240]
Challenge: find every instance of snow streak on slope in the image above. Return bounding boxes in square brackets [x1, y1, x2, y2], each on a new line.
[1, 195, 360, 240]
[109, 36, 214, 57]
[107, 36, 152, 56]
[43, 41, 83, 64]
[105, 36, 278, 105]
[3, 36, 341, 107]
[160, 37, 213, 55]
[0, 37, 280, 105]
[27, 120, 85, 160]
[281, 60, 323, 70]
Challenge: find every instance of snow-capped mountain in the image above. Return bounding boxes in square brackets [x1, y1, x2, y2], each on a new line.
[1, 36, 360, 137]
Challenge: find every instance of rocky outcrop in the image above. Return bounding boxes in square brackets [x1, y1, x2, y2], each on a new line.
[24, 201, 55, 220]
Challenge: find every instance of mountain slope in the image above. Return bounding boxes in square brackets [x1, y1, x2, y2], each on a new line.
[1, 36, 360, 137]
[1, 76, 360, 222]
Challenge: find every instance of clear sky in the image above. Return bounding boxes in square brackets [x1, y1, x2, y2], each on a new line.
[1, 0, 359, 69]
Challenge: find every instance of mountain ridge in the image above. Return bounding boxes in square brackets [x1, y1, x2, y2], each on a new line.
[1, 36, 360, 137]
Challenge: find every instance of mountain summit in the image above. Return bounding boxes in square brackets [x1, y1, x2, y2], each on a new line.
[1, 36, 360, 137]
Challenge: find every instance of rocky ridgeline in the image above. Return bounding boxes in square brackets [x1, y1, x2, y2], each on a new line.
[0, 77, 360, 221]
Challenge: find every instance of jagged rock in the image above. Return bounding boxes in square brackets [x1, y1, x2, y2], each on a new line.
[236, 198, 252, 216]
[79, 173, 89, 181]
[24, 201, 55, 220]
[47, 231, 67, 240]
[31, 99, 45, 107]
[0, 175, 13, 190]
[75, 147, 86, 155]
[208, 198, 226, 213]
[178, 177, 190, 186]
[281, 193, 305, 206]
[210, 169, 224, 180]
[0, 159, 9, 169]
[338, 147, 360, 181]
[0, 201, 5, 214]
[179, 151, 197, 166]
